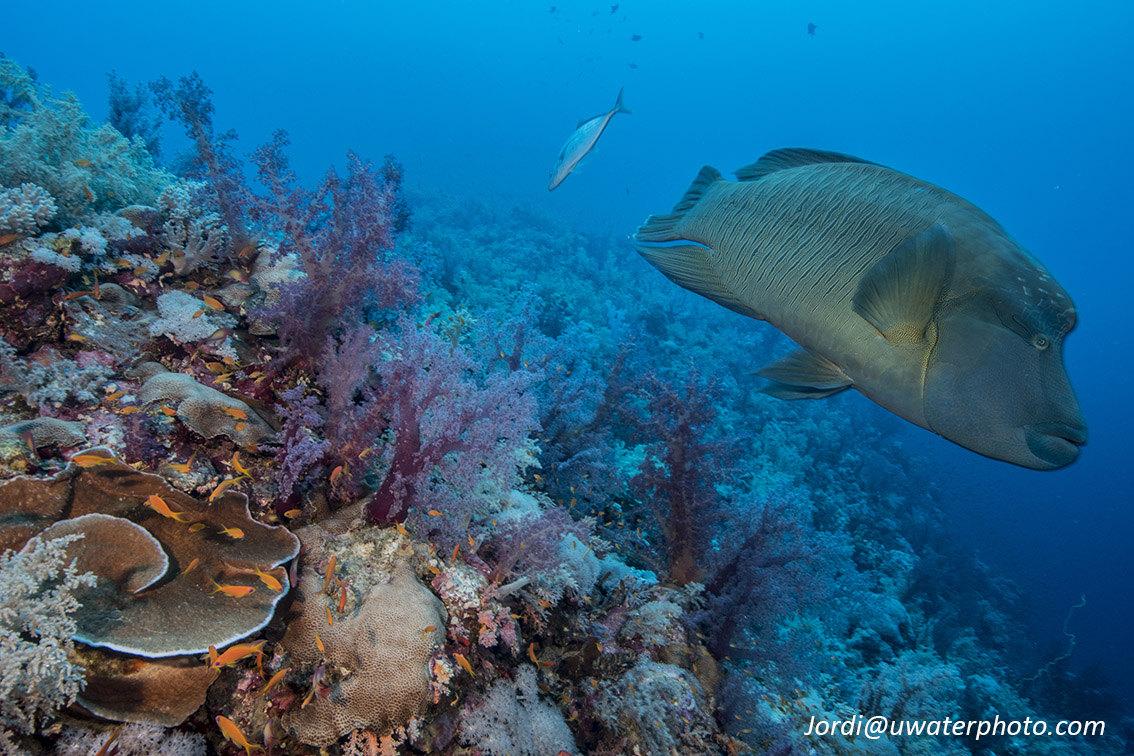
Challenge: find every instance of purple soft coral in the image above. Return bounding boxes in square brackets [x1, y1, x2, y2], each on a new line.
[250, 131, 418, 369]
[151, 72, 250, 251]
[356, 317, 539, 542]
[629, 366, 733, 585]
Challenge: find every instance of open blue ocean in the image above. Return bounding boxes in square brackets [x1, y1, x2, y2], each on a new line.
[2, 1, 1131, 754]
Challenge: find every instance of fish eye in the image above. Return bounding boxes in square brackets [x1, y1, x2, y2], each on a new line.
[1031, 333, 1050, 350]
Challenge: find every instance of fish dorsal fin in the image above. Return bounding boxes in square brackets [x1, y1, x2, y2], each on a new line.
[852, 224, 955, 343]
[756, 348, 852, 400]
[634, 165, 722, 242]
[735, 148, 881, 182]
[632, 166, 760, 318]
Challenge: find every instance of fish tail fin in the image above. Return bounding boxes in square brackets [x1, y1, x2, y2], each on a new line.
[614, 86, 632, 115]
[633, 166, 762, 319]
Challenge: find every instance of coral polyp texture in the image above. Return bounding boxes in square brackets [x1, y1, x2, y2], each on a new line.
[0, 448, 299, 656]
[0, 55, 1123, 756]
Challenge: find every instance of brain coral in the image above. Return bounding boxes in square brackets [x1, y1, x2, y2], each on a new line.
[135, 364, 274, 447]
[281, 537, 445, 746]
[0, 447, 299, 657]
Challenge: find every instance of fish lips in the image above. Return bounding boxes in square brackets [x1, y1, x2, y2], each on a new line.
[1024, 421, 1087, 469]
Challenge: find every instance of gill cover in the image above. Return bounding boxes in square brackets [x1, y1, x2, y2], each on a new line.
[924, 283, 1086, 470]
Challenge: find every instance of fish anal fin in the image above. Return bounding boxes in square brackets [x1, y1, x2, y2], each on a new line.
[852, 224, 955, 344]
[735, 148, 883, 182]
[756, 348, 852, 400]
[633, 241, 762, 320]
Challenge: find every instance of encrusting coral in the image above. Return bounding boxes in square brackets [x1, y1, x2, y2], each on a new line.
[279, 517, 446, 746]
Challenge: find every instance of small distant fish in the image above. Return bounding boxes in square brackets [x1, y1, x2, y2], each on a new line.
[549, 87, 631, 191]
[218, 525, 245, 540]
[210, 477, 242, 501]
[698, 31, 704, 39]
[145, 494, 189, 522]
[211, 581, 255, 598]
[261, 667, 290, 696]
[181, 557, 200, 575]
[0, 233, 22, 246]
[549, 5, 556, 11]
[74, 158, 93, 168]
[323, 555, 337, 593]
[70, 453, 116, 467]
[610, 3, 618, 12]
[628, 62, 639, 69]
[808, 22, 817, 36]
[630, 33, 642, 41]
[223, 406, 248, 420]
[188, 522, 207, 533]
[212, 641, 266, 668]
[254, 567, 283, 591]
[202, 295, 224, 310]
[216, 715, 257, 756]
[453, 652, 474, 677]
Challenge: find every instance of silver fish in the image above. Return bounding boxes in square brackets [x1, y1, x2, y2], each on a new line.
[633, 148, 1086, 470]
[548, 87, 631, 191]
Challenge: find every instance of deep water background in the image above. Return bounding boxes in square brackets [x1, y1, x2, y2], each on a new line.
[6, 0, 1133, 710]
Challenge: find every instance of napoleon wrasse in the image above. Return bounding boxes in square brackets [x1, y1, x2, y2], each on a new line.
[632, 148, 1086, 470]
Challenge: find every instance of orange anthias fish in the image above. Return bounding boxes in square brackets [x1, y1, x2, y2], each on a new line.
[211, 641, 266, 668]
[210, 477, 241, 501]
[322, 555, 337, 594]
[253, 567, 283, 591]
[216, 715, 258, 756]
[261, 667, 290, 696]
[211, 581, 255, 598]
[144, 494, 189, 522]
[218, 525, 245, 540]
[202, 294, 225, 310]
[453, 652, 475, 677]
[70, 453, 116, 467]
[223, 406, 248, 420]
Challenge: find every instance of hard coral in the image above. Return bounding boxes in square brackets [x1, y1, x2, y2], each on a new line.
[136, 364, 273, 446]
[281, 521, 445, 746]
[0, 447, 299, 656]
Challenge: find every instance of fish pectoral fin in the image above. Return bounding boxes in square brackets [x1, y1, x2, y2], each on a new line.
[756, 349, 852, 400]
[852, 224, 955, 344]
[735, 148, 884, 182]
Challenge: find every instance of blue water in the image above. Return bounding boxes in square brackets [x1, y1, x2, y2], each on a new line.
[6, 0, 1133, 724]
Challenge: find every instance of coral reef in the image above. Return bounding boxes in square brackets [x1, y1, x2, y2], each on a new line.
[0, 56, 1123, 756]
[0, 183, 56, 235]
[0, 448, 299, 656]
[0, 534, 94, 753]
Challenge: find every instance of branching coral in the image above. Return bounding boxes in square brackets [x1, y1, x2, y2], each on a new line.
[0, 534, 94, 750]
[323, 318, 538, 537]
[151, 72, 249, 252]
[157, 180, 229, 275]
[0, 57, 170, 224]
[0, 183, 56, 235]
[459, 665, 578, 756]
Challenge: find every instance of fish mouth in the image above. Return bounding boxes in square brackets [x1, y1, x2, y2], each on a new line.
[1025, 422, 1087, 469]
